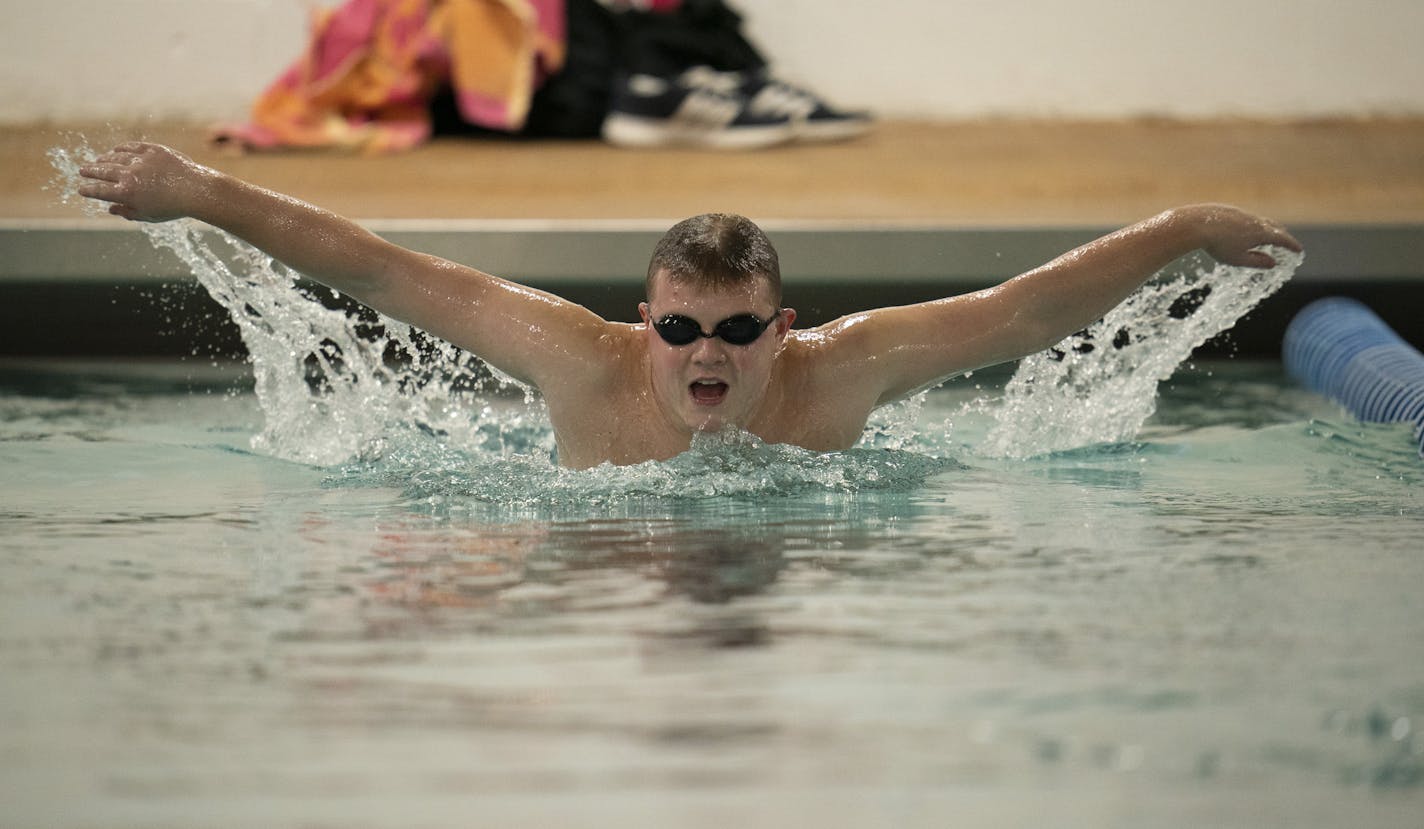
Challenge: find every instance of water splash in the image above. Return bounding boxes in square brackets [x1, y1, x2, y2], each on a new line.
[142, 220, 547, 466]
[860, 392, 929, 451]
[46, 141, 106, 216]
[982, 248, 1303, 458]
[332, 425, 963, 513]
[49, 143, 539, 467]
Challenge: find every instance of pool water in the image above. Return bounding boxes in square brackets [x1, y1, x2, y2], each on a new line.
[2, 358, 1421, 828]
[10, 156, 1423, 822]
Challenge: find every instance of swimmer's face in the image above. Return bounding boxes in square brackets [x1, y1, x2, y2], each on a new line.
[640, 270, 795, 435]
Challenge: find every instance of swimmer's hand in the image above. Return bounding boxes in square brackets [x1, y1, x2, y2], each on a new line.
[1178, 203, 1303, 269]
[77, 142, 216, 223]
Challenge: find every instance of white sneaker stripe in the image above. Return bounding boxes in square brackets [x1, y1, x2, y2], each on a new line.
[670, 90, 741, 129]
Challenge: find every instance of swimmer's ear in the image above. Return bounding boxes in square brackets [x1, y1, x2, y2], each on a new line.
[775, 307, 797, 338]
[638, 302, 650, 324]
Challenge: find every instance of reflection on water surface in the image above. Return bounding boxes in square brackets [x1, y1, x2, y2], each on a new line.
[1, 361, 1422, 827]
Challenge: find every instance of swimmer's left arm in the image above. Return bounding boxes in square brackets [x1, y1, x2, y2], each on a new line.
[829, 204, 1301, 405]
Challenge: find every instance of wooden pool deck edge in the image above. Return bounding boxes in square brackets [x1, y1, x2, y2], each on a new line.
[6, 118, 1424, 224]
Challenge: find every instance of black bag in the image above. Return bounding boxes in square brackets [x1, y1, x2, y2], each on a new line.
[616, 0, 766, 78]
[434, 0, 768, 139]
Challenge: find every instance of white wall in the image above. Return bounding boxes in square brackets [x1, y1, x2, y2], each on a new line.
[743, 0, 1424, 119]
[0, 0, 308, 123]
[3, 0, 1422, 124]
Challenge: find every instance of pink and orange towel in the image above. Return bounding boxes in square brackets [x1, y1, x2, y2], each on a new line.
[213, 0, 566, 153]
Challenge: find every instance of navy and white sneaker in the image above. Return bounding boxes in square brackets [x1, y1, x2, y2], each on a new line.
[601, 71, 795, 150]
[682, 66, 873, 143]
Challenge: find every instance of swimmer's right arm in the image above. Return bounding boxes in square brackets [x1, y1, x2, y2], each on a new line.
[78, 142, 615, 388]
[79, 143, 397, 290]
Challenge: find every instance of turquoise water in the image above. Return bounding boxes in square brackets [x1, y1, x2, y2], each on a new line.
[2, 358, 1421, 828]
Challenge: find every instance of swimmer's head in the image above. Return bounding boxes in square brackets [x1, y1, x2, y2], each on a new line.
[640, 215, 794, 437]
[646, 213, 781, 305]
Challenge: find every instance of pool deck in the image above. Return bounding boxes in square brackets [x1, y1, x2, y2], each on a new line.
[3, 118, 1423, 355]
[6, 118, 1424, 224]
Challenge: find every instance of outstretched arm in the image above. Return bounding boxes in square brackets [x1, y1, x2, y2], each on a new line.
[816, 204, 1302, 405]
[78, 142, 614, 388]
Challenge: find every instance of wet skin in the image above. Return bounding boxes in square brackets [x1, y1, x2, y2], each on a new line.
[543, 269, 922, 469]
[638, 276, 794, 437]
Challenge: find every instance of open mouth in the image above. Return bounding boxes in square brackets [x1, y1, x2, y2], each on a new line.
[689, 380, 729, 406]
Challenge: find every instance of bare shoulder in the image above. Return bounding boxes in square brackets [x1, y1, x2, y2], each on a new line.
[536, 322, 666, 467]
[781, 314, 865, 368]
[782, 298, 992, 407]
[750, 320, 889, 449]
[539, 320, 645, 400]
[783, 311, 898, 377]
[777, 317, 888, 404]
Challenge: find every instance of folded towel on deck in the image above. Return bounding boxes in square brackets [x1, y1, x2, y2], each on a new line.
[212, 0, 565, 153]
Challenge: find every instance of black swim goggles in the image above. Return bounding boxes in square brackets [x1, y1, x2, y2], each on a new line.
[652, 311, 780, 346]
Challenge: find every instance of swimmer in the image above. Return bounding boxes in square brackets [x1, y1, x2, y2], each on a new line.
[78, 142, 1302, 468]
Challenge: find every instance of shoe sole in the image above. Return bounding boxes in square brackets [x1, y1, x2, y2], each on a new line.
[602, 115, 795, 150]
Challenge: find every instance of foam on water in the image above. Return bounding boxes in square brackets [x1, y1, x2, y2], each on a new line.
[51, 142, 1301, 495]
[328, 425, 964, 513]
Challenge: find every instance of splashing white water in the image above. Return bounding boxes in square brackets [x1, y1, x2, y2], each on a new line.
[148, 220, 551, 466]
[49, 142, 543, 467]
[45, 141, 106, 217]
[981, 248, 1302, 458]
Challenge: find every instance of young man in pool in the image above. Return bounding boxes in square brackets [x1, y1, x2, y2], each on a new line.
[79, 142, 1302, 468]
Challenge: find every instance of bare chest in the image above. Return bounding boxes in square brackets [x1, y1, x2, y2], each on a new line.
[546, 384, 874, 469]
[544, 386, 688, 468]
[537, 339, 883, 468]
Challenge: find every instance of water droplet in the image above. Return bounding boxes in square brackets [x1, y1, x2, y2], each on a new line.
[1393, 717, 1412, 742]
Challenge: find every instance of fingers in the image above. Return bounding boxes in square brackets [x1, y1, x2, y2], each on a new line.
[1244, 249, 1279, 269]
[78, 162, 121, 182]
[77, 160, 140, 208]
[77, 149, 145, 201]
[1232, 242, 1303, 269]
[80, 142, 156, 175]
[76, 161, 128, 202]
[99, 143, 153, 160]
[70, 142, 178, 222]
[78, 146, 140, 185]
[91, 142, 151, 162]
[1252, 220, 1303, 261]
[1253, 214, 1302, 253]
[1273, 228, 1304, 253]
[76, 180, 119, 203]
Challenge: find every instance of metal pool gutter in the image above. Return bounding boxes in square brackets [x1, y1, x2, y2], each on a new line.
[2, 220, 1422, 357]
[3, 219, 1422, 284]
